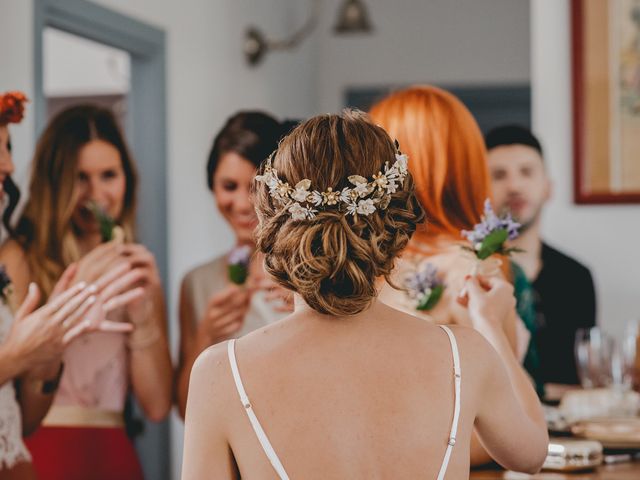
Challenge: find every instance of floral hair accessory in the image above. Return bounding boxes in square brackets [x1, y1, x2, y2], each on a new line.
[0, 91, 28, 125]
[461, 199, 521, 260]
[403, 262, 445, 311]
[255, 141, 409, 221]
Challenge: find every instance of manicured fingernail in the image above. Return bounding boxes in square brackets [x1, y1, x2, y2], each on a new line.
[77, 281, 87, 290]
[87, 295, 96, 304]
[87, 284, 98, 293]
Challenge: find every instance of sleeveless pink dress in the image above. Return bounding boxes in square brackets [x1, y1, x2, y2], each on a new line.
[25, 309, 144, 480]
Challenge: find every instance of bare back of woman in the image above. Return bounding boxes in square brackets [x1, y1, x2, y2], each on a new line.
[182, 111, 547, 479]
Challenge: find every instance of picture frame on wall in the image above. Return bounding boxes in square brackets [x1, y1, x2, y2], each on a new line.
[572, 0, 640, 203]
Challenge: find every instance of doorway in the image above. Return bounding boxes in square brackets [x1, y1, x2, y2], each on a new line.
[34, 1, 169, 478]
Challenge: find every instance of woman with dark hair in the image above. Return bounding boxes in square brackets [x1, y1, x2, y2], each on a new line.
[0, 104, 172, 479]
[0, 94, 146, 479]
[175, 111, 294, 418]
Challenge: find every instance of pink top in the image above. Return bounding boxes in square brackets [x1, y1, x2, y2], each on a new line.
[54, 321, 129, 412]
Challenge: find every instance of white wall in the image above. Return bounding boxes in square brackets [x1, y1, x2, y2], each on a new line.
[44, 27, 130, 97]
[316, 0, 531, 112]
[0, 0, 35, 188]
[531, 0, 640, 337]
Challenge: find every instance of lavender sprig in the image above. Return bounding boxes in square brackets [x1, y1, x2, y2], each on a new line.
[228, 245, 252, 285]
[403, 262, 445, 311]
[88, 201, 117, 242]
[461, 199, 522, 260]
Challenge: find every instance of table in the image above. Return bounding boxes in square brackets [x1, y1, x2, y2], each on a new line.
[470, 462, 640, 479]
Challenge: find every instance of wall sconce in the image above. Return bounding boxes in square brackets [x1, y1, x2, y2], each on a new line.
[244, 0, 373, 66]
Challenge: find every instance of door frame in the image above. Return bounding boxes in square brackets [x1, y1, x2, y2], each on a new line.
[33, 1, 169, 478]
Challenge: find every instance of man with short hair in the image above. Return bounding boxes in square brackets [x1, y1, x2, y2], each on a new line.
[485, 125, 596, 386]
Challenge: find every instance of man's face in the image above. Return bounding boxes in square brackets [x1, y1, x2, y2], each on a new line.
[488, 144, 551, 230]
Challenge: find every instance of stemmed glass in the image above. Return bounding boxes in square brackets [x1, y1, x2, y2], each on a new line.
[621, 320, 640, 392]
[575, 327, 616, 389]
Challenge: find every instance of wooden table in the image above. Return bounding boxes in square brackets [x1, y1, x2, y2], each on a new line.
[470, 461, 640, 479]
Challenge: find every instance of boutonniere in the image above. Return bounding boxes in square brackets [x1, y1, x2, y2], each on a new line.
[461, 199, 522, 260]
[88, 201, 124, 243]
[403, 262, 445, 311]
[0, 265, 14, 308]
[228, 245, 252, 285]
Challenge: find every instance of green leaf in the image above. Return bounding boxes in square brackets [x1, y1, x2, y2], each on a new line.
[88, 201, 115, 242]
[416, 284, 445, 311]
[228, 264, 248, 285]
[477, 229, 508, 260]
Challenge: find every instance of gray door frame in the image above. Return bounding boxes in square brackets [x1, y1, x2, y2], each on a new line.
[33, 1, 169, 478]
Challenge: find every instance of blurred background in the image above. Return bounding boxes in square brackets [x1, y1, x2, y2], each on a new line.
[1, 1, 638, 478]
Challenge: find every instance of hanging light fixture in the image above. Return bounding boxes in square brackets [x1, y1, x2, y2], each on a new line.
[333, 0, 373, 33]
[244, 0, 373, 66]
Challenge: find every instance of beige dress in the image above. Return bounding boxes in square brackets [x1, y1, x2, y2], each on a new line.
[0, 303, 31, 470]
[182, 256, 284, 338]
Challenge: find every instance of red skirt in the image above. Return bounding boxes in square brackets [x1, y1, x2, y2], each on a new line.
[24, 426, 144, 480]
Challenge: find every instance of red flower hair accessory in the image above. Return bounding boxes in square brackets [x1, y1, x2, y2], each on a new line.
[0, 91, 28, 125]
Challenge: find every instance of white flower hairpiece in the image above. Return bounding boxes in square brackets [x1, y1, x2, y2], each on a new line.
[255, 145, 409, 221]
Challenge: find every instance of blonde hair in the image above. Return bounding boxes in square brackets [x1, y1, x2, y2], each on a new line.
[14, 105, 138, 296]
[253, 110, 425, 316]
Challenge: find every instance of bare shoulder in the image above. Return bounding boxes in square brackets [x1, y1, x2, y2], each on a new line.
[186, 341, 236, 423]
[0, 239, 27, 267]
[191, 341, 232, 392]
[437, 325, 502, 377]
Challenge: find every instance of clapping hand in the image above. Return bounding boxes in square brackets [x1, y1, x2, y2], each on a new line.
[6, 262, 145, 377]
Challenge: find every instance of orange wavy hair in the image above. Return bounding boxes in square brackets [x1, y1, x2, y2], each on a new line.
[369, 85, 490, 245]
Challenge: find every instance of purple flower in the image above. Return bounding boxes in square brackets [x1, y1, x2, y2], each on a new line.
[228, 245, 252, 267]
[462, 199, 520, 245]
[404, 262, 445, 302]
[228, 246, 252, 285]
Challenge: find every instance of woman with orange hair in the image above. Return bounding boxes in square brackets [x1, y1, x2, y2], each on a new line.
[371, 85, 537, 465]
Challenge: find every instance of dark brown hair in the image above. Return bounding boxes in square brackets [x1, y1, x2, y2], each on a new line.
[253, 110, 425, 316]
[207, 111, 286, 190]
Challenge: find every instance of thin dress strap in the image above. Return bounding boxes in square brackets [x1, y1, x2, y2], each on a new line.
[227, 339, 290, 480]
[436, 325, 462, 480]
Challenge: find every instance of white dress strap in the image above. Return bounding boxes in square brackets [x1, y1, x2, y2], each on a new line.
[227, 340, 290, 480]
[436, 325, 462, 480]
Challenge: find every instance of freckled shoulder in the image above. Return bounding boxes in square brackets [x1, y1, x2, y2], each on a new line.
[189, 341, 237, 411]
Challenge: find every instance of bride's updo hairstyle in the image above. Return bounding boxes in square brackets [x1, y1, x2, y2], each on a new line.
[254, 109, 425, 316]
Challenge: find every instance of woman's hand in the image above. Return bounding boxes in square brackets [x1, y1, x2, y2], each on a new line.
[457, 275, 516, 347]
[6, 280, 96, 374]
[72, 241, 127, 285]
[196, 285, 252, 347]
[116, 244, 162, 323]
[6, 263, 145, 380]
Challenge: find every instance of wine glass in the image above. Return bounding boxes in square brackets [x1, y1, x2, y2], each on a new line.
[621, 320, 640, 392]
[575, 327, 616, 389]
